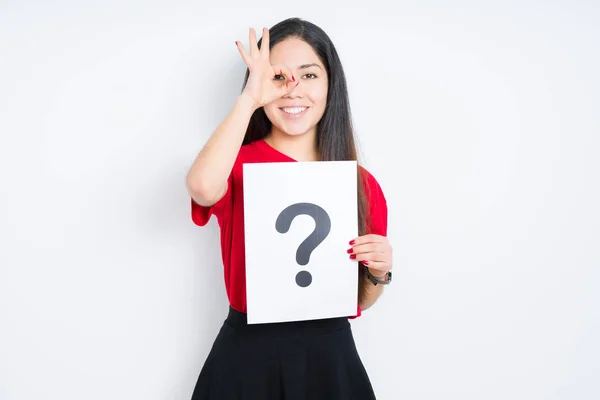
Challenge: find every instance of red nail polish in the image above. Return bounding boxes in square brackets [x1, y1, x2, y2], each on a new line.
[363, 260, 369, 265]
[292, 75, 295, 81]
[235, 41, 238, 45]
[350, 254, 356, 260]
[346, 248, 353, 254]
[349, 240, 355, 245]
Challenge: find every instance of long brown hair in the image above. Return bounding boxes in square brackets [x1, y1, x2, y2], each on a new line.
[241, 17, 371, 236]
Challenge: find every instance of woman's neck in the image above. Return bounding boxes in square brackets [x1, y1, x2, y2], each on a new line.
[264, 129, 320, 162]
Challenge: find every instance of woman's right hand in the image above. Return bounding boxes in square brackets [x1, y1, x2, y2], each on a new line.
[236, 27, 298, 110]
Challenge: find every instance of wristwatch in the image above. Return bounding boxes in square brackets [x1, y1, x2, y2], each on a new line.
[364, 265, 392, 286]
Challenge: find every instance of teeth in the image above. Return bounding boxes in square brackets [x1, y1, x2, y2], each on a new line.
[282, 107, 307, 114]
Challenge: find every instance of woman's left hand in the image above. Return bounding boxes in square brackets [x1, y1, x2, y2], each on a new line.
[347, 234, 393, 278]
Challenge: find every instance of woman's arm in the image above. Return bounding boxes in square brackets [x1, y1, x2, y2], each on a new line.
[187, 27, 298, 207]
[186, 94, 257, 207]
[358, 272, 385, 310]
[349, 234, 393, 311]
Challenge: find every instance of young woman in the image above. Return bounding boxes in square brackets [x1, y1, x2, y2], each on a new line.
[186, 17, 393, 400]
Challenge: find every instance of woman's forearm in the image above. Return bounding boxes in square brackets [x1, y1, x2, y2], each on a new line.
[358, 273, 385, 311]
[186, 93, 258, 206]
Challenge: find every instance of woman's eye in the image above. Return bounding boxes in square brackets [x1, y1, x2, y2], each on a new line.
[272, 73, 317, 80]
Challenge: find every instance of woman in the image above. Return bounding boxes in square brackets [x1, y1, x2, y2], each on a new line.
[187, 17, 393, 400]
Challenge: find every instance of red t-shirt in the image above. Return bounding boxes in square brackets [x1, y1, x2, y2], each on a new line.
[190, 138, 388, 318]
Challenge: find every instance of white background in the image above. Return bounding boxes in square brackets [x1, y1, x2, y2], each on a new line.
[244, 161, 358, 324]
[1, 1, 598, 399]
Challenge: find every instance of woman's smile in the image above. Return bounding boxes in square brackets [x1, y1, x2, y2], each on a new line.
[279, 106, 309, 118]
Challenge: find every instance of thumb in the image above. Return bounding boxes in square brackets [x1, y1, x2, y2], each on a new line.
[282, 79, 300, 95]
[273, 65, 298, 95]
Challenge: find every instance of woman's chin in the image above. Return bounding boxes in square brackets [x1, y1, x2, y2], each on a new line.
[277, 125, 314, 137]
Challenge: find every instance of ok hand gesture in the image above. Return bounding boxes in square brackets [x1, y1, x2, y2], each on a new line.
[235, 27, 298, 109]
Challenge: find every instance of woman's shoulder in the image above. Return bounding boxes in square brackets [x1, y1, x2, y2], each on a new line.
[228, 140, 265, 170]
[358, 165, 384, 193]
[359, 164, 388, 234]
[238, 140, 261, 158]
[234, 138, 279, 162]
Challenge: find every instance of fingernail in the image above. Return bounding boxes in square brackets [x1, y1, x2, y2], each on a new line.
[363, 260, 369, 265]
[349, 240, 355, 245]
[350, 254, 356, 260]
[346, 248, 353, 254]
[235, 41, 238, 46]
[292, 75, 295, 81]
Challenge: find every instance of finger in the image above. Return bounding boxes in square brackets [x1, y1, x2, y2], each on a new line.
[362, 262, 390, 277]
[282, 79, 300, 95]
[271, 64, 294, 82]
[272, 65, 298, 94]
[235, 41, 253, 67]
[273, 65, 297, 85]
[350, 251, 389, 264]
[260, 27, 270, 59]
[348, 242, 382, 255]
[249, 27, 259, 59]
[360, 259, 392, 272]
[349, 234, 385, 246]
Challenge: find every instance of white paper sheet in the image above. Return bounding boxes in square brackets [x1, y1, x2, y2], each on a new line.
[243, 160, 359, 324]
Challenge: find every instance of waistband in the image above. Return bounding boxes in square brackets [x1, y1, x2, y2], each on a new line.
[224, 306, 350, 335]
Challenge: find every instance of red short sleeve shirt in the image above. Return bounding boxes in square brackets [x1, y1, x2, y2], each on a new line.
[191, 139, 388, 318]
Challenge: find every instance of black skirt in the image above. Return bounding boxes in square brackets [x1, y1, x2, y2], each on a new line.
[191, 306, 377, 400]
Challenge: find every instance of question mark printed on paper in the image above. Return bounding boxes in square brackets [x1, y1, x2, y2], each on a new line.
[275, 203, 331, 287]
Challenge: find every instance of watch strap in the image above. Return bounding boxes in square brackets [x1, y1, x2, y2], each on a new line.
[364, 265, 391, 286]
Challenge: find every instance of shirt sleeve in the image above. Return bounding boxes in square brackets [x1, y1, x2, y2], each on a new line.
[190, 173, 233, 227]
[365, 170, 388, 236]
[349, 168, 389, 319]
